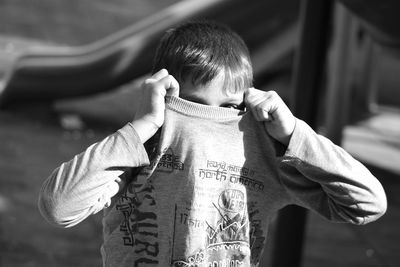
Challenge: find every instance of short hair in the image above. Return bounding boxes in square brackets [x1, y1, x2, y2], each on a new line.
[152, 21, 253, 94]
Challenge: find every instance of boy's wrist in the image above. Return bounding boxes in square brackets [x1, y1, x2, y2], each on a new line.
[277, 133, 293, 148]
[131, 118, 160, 143]
[276, 116, 296, 147]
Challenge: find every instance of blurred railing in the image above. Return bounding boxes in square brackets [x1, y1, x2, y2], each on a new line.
[0, 0, 299, 108]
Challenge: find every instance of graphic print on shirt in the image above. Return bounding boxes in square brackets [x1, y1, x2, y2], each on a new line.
[115, 147, 186, 266]
[142, 146, 185, 175]
[171, 160, 266, 266]
[116, 174, 159, 265]
[198, 160, 264, 192]
[150, 147, 184, 172]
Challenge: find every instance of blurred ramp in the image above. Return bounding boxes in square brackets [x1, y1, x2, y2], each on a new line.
[343, 106, 400, 175]
[0, 0, 299, 108]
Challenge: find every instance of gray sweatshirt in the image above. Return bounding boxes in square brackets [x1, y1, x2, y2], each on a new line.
[39, 96, 386, 267]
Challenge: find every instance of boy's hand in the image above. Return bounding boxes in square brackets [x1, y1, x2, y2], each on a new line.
[245, 88, 296, 146]
[132, 69, 179, 143]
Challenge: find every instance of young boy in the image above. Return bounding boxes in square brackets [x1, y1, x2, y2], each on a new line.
[38, 21, 386, 266]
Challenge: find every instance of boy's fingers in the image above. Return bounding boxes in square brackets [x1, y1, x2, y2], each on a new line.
[158, 75, 180, 97]
[244, 87, 255, 105]
[253, 100, 275, 122]
[151, 69, 169, 81]
[256, 104, 272, 122]
[245, 88, 279, 122]
[244, 87, 265, 108]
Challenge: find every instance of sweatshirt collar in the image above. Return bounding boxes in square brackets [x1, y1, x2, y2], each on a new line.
[165, 96, 246, 120]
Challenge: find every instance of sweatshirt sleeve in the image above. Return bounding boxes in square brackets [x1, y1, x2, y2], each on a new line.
[38, 123, 150, 228]
[278, 119, 387, 225]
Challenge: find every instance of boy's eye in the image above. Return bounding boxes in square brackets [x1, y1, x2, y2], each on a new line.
[226, 104, 238, 109]
[222, 103, 245, 110]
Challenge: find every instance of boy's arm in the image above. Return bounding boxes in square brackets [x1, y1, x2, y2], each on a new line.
[280, 118, 386, 224]
[38, 69, 180, 228]
[245, 88, 387, 224]
[38, 124, 150, 227]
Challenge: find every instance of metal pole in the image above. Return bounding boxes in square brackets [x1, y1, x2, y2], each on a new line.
[270, 0, 334, 266]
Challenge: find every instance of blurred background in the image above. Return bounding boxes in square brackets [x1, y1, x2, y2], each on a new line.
[0, 0, 399, 266]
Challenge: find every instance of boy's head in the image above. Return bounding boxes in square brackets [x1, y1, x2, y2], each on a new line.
[152, 21, 253, 108]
